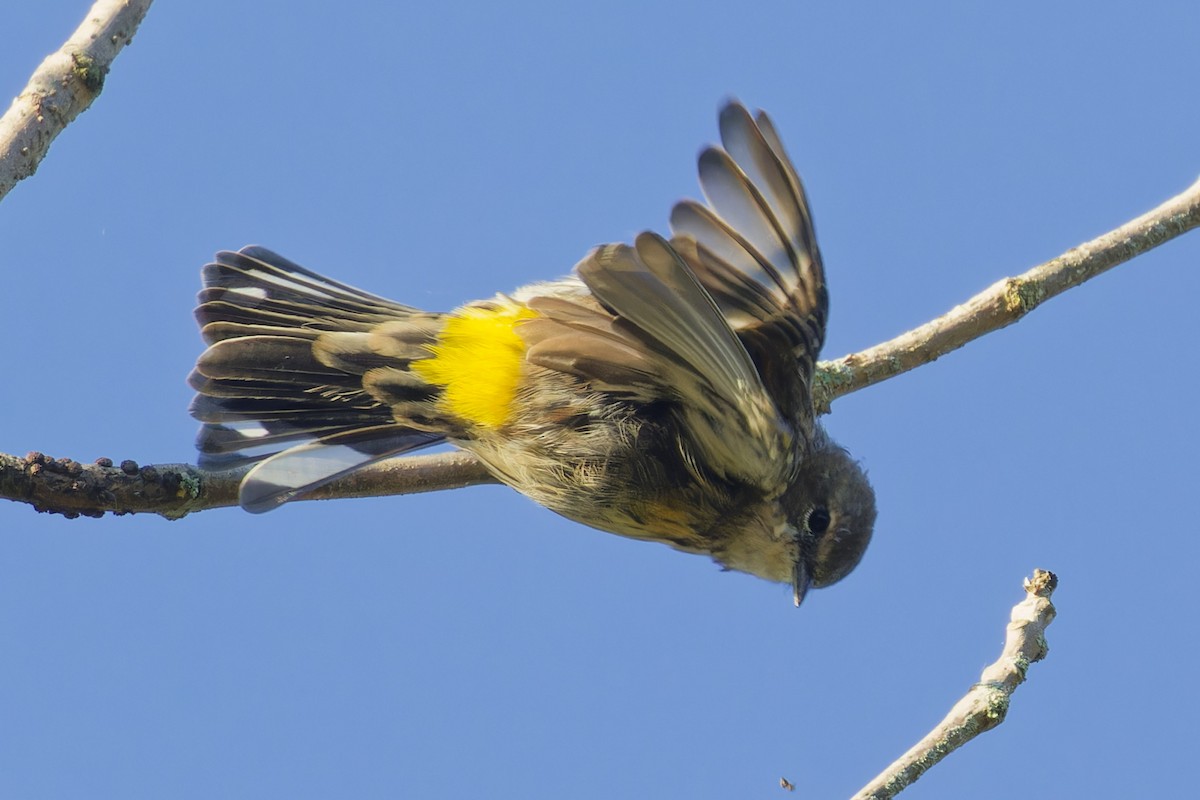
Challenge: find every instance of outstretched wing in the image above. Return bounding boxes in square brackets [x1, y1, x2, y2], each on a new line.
[670, 101, 827, 434]
[524, 102, 827, 483]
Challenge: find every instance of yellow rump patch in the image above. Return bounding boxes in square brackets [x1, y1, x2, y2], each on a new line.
[411, 303, 539, 429]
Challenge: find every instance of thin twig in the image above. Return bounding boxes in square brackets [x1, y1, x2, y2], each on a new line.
[0, 0, 154, 201]
[849, 570, 1058, 800]
[813, 176, 1200, 409]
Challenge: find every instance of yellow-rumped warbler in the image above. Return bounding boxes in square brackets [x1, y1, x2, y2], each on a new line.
[190, 101, 875, 605]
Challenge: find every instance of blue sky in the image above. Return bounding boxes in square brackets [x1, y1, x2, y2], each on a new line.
[2, 2, 1198, 797]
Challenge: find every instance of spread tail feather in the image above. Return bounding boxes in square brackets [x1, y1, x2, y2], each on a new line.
[190, 246, 447, 510]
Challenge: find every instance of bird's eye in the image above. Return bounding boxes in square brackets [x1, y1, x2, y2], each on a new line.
[808, 507, 831, 534]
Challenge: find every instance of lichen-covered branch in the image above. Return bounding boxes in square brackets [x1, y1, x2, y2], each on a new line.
[0, 0, 154, 201]
[813, 177, 1200, 409]
[0, 450, 496, 520]
[849, 570, 1058, 800]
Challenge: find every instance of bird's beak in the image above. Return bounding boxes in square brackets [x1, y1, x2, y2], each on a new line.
[792, 558, 811, 608]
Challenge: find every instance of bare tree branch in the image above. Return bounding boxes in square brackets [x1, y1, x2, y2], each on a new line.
[3, 177, 1196, 518]
[849, 569, 1058, 800]
[0, 0, 154, 202]
[812, 176, 1200, 409]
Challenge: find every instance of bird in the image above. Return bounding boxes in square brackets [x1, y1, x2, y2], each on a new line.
[188, 101, 876, 606]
